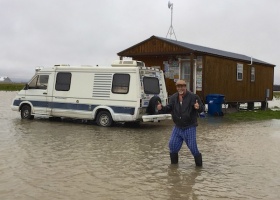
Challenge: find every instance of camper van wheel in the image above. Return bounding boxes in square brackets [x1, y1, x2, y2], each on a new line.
[21, 105, 34, 120]
[96, 111, 113, 127]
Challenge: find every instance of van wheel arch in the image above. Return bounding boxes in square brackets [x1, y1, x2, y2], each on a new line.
[96, 110, 113, 127]
[20, 104, 34, 120]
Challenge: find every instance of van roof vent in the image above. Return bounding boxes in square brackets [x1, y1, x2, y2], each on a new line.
[111, 60, 145, 67]
[35, 67, 44, 72]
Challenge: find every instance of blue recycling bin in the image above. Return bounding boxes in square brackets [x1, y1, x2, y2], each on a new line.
[206, 94, 225, 116]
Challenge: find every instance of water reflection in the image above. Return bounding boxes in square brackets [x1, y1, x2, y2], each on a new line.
[167, 165, 202, 200]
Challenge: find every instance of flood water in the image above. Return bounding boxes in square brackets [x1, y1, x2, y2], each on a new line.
[1, 91, 280, 200]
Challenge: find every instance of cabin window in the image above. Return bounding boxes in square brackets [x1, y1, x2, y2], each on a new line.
[112, 74, 130, 94]
[251, 66, 255, 82]
[55, 72, 72, 91]
[237, 63, 243, 81]
[28, 75, 49, 89]
[143, 77, 160, 94]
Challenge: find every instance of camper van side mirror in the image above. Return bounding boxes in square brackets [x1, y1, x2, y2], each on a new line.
[24, 84, 29, 90]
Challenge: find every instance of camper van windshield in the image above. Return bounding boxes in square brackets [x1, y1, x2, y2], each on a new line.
[28, 75, 49, 89]
[143, 77, 160, 94]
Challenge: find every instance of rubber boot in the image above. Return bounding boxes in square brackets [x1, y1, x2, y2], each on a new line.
[194, 153, 202, 167]
[170, 153, 178, 164]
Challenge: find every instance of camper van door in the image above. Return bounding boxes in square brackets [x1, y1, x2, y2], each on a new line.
[25, 73, 52, 115]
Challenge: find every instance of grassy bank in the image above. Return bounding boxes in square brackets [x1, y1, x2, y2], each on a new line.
[225, 109, 280, 121]
[0, 83, 25, 91]
[274, 91, 280, 99]
[223, 91, 280, 121]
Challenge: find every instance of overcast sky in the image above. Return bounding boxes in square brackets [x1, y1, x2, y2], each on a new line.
[0, 0, 279, 84]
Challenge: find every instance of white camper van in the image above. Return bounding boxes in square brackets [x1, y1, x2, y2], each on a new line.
[11, 60, 171, 127]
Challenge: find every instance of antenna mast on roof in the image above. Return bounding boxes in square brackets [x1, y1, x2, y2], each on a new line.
[166, 1, 177, 40]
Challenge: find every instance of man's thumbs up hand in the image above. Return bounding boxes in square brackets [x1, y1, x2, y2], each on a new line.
[194, 99, 199, 110]
[157, 101, 162, 110]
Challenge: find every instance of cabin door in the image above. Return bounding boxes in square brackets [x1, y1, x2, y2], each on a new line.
[180, 60, 191, 91]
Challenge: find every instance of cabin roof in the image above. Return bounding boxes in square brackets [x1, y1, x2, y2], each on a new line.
[118, 35, 275, 66]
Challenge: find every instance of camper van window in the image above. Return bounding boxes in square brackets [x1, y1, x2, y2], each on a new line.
[143, 77, 160, 94]
[112, 74, 130, 94]
[55, 72, 72, 91]
[28, 75, 49, 89]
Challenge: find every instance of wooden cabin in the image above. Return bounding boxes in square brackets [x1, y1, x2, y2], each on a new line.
[118, 35, 275, 109]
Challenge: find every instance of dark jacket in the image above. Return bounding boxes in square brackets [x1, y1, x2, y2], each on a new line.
[160, 91, 204, 128]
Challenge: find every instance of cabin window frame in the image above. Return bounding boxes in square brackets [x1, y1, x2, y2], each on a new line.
[236, 63, 243, 81]
[250, 66, 255, 82]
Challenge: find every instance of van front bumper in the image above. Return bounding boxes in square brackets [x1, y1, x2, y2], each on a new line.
[11, 105, 19, 112]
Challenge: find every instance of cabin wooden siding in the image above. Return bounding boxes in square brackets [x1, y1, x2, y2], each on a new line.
[130, 54, 274, 103]
[119, 37, 194, 96]
[119, 37, 192, 56]
[118, 36, 275, 104]
[203, 55, 274, 102]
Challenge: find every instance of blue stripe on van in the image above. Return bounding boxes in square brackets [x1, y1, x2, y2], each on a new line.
[111, 106, 135, 115]
[13, 100, 135, 115]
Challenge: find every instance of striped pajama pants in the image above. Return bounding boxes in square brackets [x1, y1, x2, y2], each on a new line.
[169, 126, 200, 156]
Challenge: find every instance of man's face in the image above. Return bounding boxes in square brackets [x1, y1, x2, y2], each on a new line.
[176, 84, 186, 95]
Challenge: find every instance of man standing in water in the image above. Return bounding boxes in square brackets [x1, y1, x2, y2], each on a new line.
[157, 80, 204, 167]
